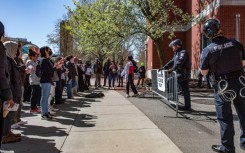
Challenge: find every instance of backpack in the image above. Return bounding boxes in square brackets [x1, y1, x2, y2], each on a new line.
[85, 92, 105, 98]
[132, 60, 138, 73]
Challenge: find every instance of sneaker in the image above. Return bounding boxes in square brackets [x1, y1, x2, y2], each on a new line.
[11, 123, 21, 129]
[30, 108, 41, 113]
[41, 113, 53, 120]
[17, 120, 28, 125]
[132, 93, 139, 97]
[48, 109, 56, 115]
[49, 105, 59, 112]
[48, 112, 56, 117]
[126, 94, 130, 98]
[2, 136, 21, 144]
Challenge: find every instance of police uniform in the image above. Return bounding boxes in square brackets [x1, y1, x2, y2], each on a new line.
[200, 35, 245, 153]
[163, 47, 191, 110]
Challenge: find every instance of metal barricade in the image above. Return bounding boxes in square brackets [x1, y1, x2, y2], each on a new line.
[151, 69, 179, 116]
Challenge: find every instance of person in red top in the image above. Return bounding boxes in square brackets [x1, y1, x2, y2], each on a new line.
[108, 61, 118, 89]
[121, 55, 138, 97]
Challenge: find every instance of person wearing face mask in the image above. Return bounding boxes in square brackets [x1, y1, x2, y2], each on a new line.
[26, 49, 41, 113]
[0, 21, 15, 147]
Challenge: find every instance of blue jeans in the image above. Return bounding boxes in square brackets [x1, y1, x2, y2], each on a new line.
[109, 74, 116, 87]
[214, 78, 245, 153]
[40, 83, 51, 114]
[67, 79, 77, 98]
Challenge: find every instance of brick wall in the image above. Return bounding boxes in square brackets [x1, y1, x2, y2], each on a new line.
[219, 6, 245, 45]
[146, 39, 154, 70]
[146, 1, 245, 79]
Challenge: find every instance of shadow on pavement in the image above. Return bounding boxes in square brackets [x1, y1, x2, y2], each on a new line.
[2, 136, 60, 153]
[2, 92, 101, 153]
[19, 125, 68, 136]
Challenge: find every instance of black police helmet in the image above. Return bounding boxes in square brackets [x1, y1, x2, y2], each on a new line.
[203, 18, 220, 39]
[0, 21, 4, 38]
[169, 39, 182, 47]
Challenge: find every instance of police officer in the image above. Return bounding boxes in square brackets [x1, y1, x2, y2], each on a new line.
[200, 18, 245, 153]
[159, 39, 191, 111]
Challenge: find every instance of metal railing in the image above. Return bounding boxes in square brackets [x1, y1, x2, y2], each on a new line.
[151, 69, 179, 116]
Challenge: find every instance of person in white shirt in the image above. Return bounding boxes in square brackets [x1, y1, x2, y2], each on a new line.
[85, 62, 93, 87]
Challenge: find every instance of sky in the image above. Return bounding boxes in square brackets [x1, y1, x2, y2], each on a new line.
[0, 0, 75, 52]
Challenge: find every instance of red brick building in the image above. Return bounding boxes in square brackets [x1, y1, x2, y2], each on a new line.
[146, 0, 245, 78]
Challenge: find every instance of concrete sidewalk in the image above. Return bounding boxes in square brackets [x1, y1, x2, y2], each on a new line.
[2, 90, 182, 153]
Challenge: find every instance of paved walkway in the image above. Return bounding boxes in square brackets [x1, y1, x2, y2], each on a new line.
[1, 90, 182, 153]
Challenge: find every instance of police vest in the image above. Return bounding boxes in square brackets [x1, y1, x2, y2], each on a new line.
[207, 37, 243, 76]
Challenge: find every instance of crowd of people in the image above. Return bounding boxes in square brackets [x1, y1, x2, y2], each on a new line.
[0, 21, 146, 147]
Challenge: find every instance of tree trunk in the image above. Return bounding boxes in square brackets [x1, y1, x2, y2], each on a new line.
[153, 38, 164, 67]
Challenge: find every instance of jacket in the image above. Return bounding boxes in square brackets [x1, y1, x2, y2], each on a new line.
[67, 61, 77, 80]
[15, 57, 26, 86]
[163, 48, 191, 82]
[138, 66, 146, 78]
[6, 57, 22, 103]
[103, 61, 111, 73]
[94, 62, 103, 74]
[0, 42, 13, 101]
[40, 58, 54, 83]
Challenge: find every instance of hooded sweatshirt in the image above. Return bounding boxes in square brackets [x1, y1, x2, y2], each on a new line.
[4, 41, 17, 61]
[0, 41, 13, 101]
[4, 41, 22, 103]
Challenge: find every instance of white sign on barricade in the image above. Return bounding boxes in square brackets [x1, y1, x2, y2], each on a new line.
[157, 70, 166, 92]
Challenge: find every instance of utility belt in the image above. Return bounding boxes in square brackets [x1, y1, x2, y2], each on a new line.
[215, 70, 244, 81]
